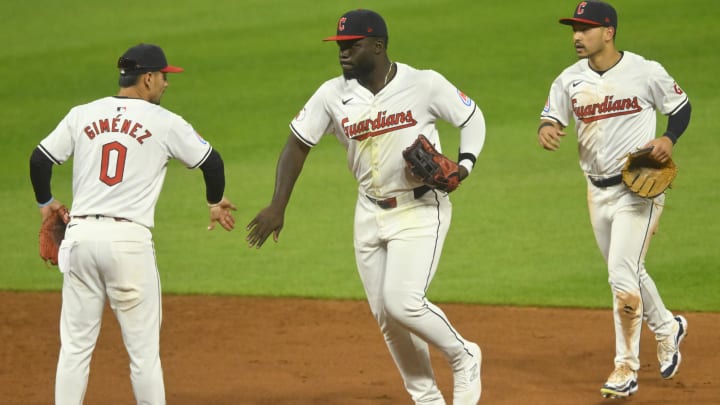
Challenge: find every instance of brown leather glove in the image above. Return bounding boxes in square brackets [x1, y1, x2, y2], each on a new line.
[39, 205, 70, 265]
[402, 134, 461, 192]
[621, 147, 678, 198]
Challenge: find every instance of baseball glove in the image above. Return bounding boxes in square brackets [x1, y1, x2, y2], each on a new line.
[621, 147, 678, 198]
[39, 205, 70, 265]
[402, 134, 460, 192]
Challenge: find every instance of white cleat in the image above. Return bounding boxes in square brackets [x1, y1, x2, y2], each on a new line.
[658, 315, 688, 379]
[453, 342, 481, 404]
[600, 363, 638, 399]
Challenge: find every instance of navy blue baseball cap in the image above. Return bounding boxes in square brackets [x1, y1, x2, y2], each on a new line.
[117, 43, 183, 75]
[560, 1, 617, 29]
[323, 9, 388, 41]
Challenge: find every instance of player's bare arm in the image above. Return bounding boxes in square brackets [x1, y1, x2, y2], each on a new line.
[246, 134, 310, 248]
[537, 120, 566, 151]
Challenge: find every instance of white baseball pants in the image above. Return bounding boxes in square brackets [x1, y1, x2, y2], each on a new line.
[354, 189, 473, 404]
[587, 181, 676, 371]
[55, 217, 164, 405]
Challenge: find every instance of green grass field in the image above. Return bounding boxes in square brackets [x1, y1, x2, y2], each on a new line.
[3, 0, 718, 311]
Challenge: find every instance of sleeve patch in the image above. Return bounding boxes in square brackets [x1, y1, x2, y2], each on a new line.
[457, 89, 473, 107]
[673, 82, 684, 95]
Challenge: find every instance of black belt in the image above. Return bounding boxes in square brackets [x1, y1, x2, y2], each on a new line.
[366, 186, 431, 210]
[588, 174, 623, 188]
[73, 214, 131, 222]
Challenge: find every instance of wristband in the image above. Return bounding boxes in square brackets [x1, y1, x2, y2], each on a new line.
[38, 197, 54, 208]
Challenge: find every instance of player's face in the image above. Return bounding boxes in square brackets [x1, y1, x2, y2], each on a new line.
[336, 37, 379, 80]
[146, 71, 169, 105]
[571, 24, 614, 59]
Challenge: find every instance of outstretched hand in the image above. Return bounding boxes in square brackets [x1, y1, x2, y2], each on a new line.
[246, 205, 285, 248]
[207, 197, 238, 231]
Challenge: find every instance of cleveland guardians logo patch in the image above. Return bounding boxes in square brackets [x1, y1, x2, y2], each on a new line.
[577, 1, 588, 15]
[673, 82, 684, 95]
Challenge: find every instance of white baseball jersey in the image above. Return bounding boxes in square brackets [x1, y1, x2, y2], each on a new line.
[290, 62, 479, 198]
[541, 51, 688, 176]
[38, 96, 212, 227]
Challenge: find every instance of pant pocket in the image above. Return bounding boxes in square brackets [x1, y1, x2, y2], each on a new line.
[57, 240, 76, 273]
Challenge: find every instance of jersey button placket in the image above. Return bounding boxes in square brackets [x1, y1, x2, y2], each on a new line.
[370, 140, 381, 192]
[595, 81, 610, 174]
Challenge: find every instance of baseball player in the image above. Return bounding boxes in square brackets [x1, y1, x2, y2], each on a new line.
[537, 1, 691, 399]
[29, 43, 237, 404]
[246, 9, 485, 405]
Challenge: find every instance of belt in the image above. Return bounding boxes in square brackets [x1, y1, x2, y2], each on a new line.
[73, 214, 132, 222]
[366, 186, 431, 209]
[588, 174, 623, 188]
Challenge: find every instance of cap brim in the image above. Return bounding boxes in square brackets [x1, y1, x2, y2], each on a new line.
[322, 35, 367, 42]
[559, 18, 603, 26]
[160, 65, 184, 73]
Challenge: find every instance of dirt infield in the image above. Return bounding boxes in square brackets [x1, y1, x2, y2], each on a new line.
[1, 292, 718, 404]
